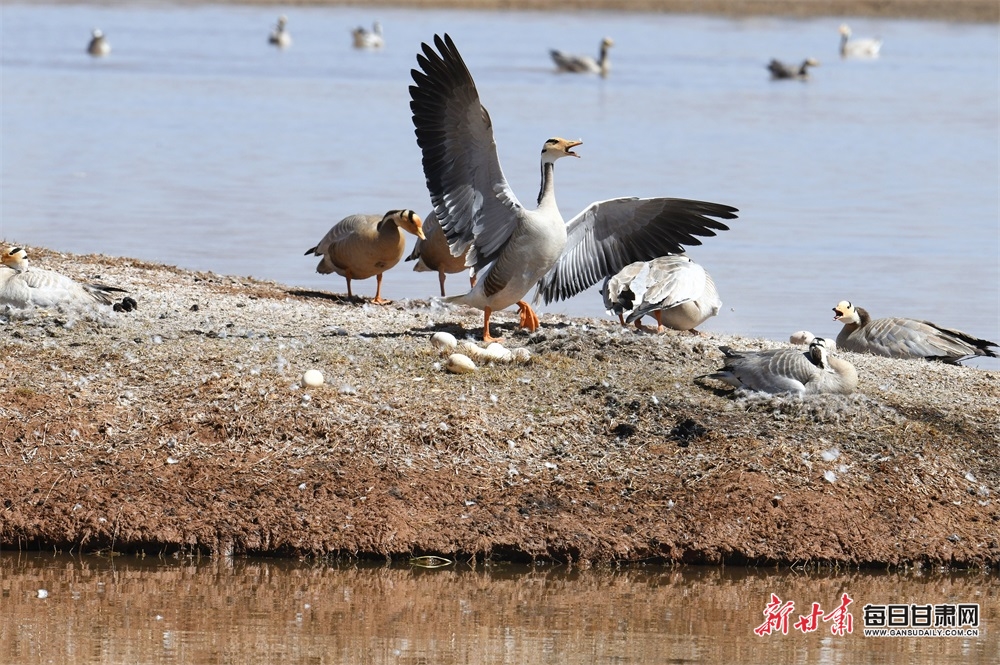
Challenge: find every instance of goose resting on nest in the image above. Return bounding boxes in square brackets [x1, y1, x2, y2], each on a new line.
[87, 29, 110, 57]
[410, 34, 738, 342]
[550, 37, 614, 77]
[352, 22, 384, 49]
[832, 300, 998, 364]
[704, 338, 858, 396]
[602, 255, 720, 333]
[405, 211, 475, 297]
[269, 15, 291, 49]
[304, 210, 425, 304]
[839, 24, 882, 58]
[1, 247, 134, 310]
[767, 58, 819, 80]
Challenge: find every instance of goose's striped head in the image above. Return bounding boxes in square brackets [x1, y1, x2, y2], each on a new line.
[832, 300, 859, 324]
[3, 246, 28, 271]
[541, 138, 582, 164]
[808, 337, 831, 368]
[384, 209, 425, 240]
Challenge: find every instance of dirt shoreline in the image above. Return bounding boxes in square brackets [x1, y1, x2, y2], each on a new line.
[2, 247, 998, 568]
[25, 0, 1000, 22]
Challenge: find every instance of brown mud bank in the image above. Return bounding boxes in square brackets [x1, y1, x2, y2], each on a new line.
[1, 248, 998, 567]
[33, 0, 1000, 23]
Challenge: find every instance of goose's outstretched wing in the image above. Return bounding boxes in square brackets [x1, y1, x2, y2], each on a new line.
[410, 33, 524, 274]
[534, 196, 737, 304]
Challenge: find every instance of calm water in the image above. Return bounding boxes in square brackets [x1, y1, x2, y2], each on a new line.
[0, 4, 997, 369]
[1, 552, 997, 664]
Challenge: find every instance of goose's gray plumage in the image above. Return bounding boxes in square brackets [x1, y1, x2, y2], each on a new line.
[550, 37, 614, 77]
[706, 338, 858, 396]
[410, 33, 738, 342]
[405, 211, 474, 297]
[602, 255, 720, 332]
[269, 16, 291, 48]
[304, 210, 425, 303]
[839, 24, 882, 58]
[87, 29, 110, 57]
[1, 247, 128, 309]
[833, 300, 998, 364]
[767, 58, 819, 80]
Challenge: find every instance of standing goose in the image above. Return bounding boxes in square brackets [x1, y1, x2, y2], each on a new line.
[87, 29, 110, 57]
[832, 300, 998, 364]
[705, 338, 858, 396]
[304, 210, 425, 304]
[839, 24, 882, 58]
[405, 211, 475, 297]
[550, 37, 614, 77]
[269, 15, 292, 49]
[352, 22, 384, 49]
[410, 34, 737, 342]
[1, 246, 130, 309]
[767, 58, 819, 80]
[602, 255, 720, 333]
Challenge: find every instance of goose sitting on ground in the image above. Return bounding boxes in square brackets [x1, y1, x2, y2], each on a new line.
[304, 210, 425, 304]
[87, 29, 110, 57]
[352, 22, 384, 49]
[405, 211, 475, 297]
[832, 300, 998, 364]
[767, 58, 819, 80]
[269, 15, 291, 49]
[1, 246, 134, 310]
[602, 255, 720, 333]
[550, 37, 614, 77]
[704, 338, 858, 396]
[839, 24, 882, 58]
[410, 34, 737, 342]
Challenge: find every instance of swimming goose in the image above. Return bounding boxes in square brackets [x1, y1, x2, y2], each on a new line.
[410, 34, 737, 342]
[269, 15, 292, 49]
[832, 300, 998, 364]
[304, 210, 425, 303]
[405, 211, 475, 297]
[706, 338, 858, 396]
[602, 255, 720, 333]
[550, 37, 614, 77]
[839, 24, 882, 58]
[87, 29, 110, 57]
[352, 22, 384, 49]
[767, 58, 819, 80]
[1, 246, 129, 309]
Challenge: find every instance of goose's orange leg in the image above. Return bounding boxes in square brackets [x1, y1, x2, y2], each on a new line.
[482, 306, 501, 343]
[516, 300, 540, 332]
[372, 273, 391, 304]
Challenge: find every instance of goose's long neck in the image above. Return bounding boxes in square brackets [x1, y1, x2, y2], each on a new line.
[599, 44, 610, 76]
[536, 161, 557, 208]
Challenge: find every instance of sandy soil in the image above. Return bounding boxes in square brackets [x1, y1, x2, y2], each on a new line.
[2, 247, 998, 567]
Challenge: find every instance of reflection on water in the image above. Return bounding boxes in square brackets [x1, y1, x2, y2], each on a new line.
[1, 553, 997, 664]
[0, 5, 997, 369]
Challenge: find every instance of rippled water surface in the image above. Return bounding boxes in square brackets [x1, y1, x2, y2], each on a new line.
[1, 4, 997, 368]
[2, 553, 998, 664]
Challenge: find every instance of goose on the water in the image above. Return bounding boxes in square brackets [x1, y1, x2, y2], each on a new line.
[405, 211, 475, 297]
[352, 22, 384, 49]
[304, 210, 425, 304]
[1, 246, 130, 309]
[550, 37, 614, 77]
[767, 58, 819, 80]
[705, 338, 858, 396]
[839, 24, 882, 58]
[410, 34, 738, 342]
[269, 16, 292, 49]
[602, 255, 720, 333]
[832, 300, 998, 364]
[87, 29, 110, 57]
